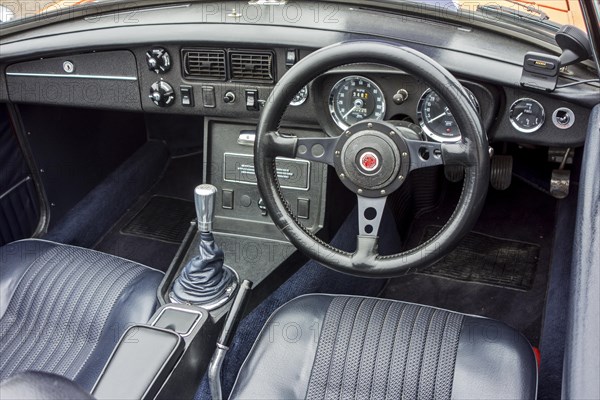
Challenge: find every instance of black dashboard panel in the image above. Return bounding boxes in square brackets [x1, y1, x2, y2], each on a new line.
[0, 1, 597, 147]
[493, 87, 590, 147]
[310, 68, 499, 138]
[5, 51, 141, 111]
[205, 119, 328, 241]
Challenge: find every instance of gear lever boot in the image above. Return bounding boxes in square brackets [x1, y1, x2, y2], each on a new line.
[170, 185, 237, 309]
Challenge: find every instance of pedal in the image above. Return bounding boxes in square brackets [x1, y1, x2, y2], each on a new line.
[549, 148, 572, 199]
[490, 155, 513, 190]
[550, 169, 570, 199]
[444, 165, 464, 183]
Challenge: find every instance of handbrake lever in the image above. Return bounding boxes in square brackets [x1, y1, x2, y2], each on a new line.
[208, 280, 253, 400]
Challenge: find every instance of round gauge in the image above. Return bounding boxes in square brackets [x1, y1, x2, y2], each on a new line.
[509, 98, 545, 133]
[417, 88, 480, 143]
[290, 86, 308, 106]
[328, 76, 386, 130]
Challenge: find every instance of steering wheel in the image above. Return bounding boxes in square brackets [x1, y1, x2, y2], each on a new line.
[255, 41, 489, 278]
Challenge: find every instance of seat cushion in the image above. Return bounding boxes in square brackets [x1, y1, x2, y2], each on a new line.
[0, 239, 163, 391]
[230, 294, 538, 400]
[0, 371, 94, 400]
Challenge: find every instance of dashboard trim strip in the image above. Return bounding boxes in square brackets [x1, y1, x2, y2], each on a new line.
[6, 72, 138, 81]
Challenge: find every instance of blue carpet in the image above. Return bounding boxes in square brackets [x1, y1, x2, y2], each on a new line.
[194, 206, 402, 399]
[44, 141, 169, 248]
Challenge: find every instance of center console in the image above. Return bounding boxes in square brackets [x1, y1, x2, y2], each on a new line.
[91, 117, 329, 399]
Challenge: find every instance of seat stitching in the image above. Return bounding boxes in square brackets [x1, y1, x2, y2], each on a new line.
[71, 267, 146, 380]
[60, 263, 144, 379]
[36, 254, 117, 372]
[0, 248, 72, 372]
[18, 250, 101, 372]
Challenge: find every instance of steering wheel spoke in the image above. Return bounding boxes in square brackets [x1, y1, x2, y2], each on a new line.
[264, 131, 338, 167]
[440, 142, 476, 167]
[405, 139, 476, 171]
[295, 136, 338, 166]
[405, 139, 444, 171]
[352, 195, 388, 264]
[357, 195, 387, 237]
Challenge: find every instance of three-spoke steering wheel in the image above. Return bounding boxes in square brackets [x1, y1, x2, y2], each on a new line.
[255, 41, 489, 277]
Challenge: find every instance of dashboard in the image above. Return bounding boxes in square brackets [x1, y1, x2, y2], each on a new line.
[0, 0, 597, 153]
[0, 43, 592, 148]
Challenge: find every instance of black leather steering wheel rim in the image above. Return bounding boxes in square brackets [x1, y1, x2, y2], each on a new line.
[255, 41, 489, 278]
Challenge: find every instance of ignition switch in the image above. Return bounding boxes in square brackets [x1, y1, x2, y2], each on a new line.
[393, 89, 409, 105]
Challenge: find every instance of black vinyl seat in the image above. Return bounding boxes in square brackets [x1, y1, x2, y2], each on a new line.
[230, 294, 538, 400]
[0, 239, 163, 391]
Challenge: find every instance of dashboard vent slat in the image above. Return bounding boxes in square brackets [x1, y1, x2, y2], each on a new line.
[183, 49, 226, 80]
[230, 51, 274, 82]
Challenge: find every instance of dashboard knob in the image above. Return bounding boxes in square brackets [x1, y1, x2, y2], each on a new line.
[146, 48, 172, 74]
[393, 89, 409, 105]
[149, 81, 175, 107]
[223, 92, 236, 104]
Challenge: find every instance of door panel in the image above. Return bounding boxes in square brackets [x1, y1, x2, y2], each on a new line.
[0, 104, 40, 246]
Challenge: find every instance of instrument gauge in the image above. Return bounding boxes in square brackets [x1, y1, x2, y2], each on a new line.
[509, 98, 545, 133]
[417, 88, 480, 143]
[328, 76, 386, 130]
[290, 86, 309, 106]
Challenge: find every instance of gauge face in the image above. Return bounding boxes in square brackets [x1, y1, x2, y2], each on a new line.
[328, 76, 386, 130]
[509, 98, 545, 133]
[417, 88, 480, 143]
[290, 86, 308, 106]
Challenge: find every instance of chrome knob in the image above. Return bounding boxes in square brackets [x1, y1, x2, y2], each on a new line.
[195, 184, 217, 232]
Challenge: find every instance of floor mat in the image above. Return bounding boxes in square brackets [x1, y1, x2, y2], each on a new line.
[419, 227, 540, 290]
[383, 178, 556, 346]
[121, 196, 195, 243]
[95, 153, 203, 271]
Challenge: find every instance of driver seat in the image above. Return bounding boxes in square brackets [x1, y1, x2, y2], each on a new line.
[230, 294, 537, 400]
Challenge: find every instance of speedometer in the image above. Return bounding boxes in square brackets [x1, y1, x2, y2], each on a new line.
[417, 88, 480, 142]
[329, 76, 386, 130]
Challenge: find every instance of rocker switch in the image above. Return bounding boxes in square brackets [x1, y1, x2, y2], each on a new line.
[222, 189, 234, 210]
[180, 85, 194, 107]
[202, 86, 216, 108]
[297, 198, 310, 219]
[245, 90, 259, 111]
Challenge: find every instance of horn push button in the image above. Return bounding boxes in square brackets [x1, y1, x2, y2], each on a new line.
[341, 130, 401, 190]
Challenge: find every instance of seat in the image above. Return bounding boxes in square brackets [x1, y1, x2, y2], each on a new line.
[0, 239, 163, 392]
[230, 294, 538, 400]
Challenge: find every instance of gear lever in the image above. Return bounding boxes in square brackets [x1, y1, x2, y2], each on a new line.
[170, 185, 238, 309]
[195, 184, 217, 233]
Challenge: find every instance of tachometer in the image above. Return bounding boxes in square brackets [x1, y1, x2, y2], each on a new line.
[417, 88, 480, 142]
[329, 76, 386, 130]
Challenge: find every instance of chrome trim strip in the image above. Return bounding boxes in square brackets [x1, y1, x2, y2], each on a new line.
[0, 176, 31, 201]
[6, 72, 137, 81]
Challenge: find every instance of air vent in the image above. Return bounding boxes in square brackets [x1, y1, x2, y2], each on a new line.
[230, 51, 274, 82]
[182, 49, 226, 80]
